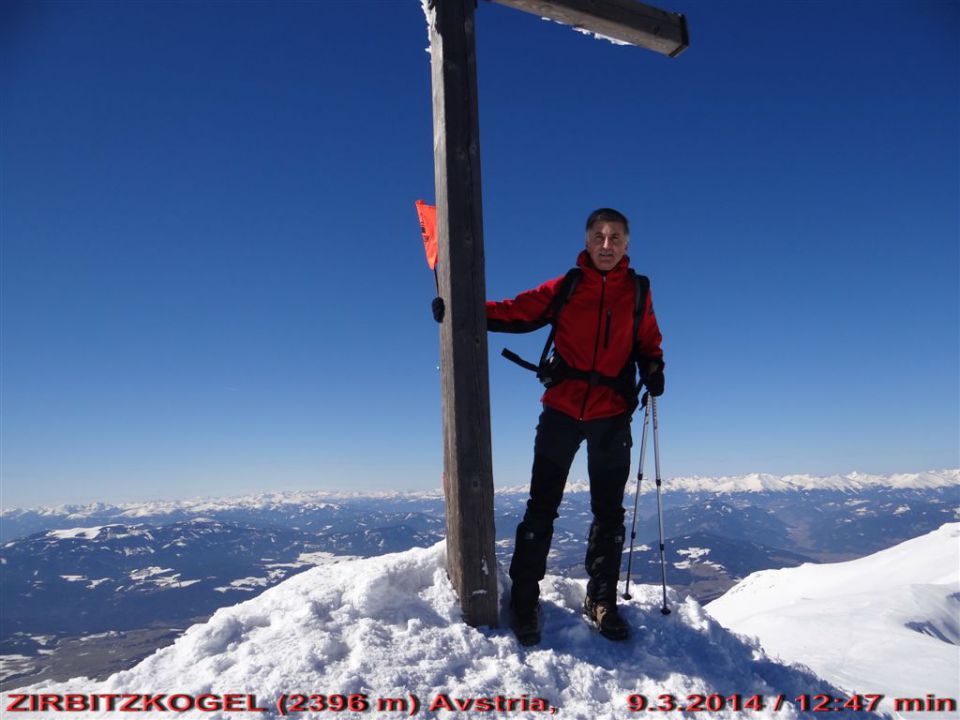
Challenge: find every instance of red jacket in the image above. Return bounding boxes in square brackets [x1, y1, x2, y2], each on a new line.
[487, 251, 664, 421]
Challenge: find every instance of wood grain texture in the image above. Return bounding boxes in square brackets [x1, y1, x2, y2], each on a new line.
[488, 0, 689, 56]
[429, 0, 500, 628]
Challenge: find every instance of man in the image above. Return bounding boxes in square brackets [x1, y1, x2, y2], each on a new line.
[484, 208, 665, 645]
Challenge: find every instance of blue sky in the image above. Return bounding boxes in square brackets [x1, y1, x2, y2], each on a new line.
[2, 0, 957, 508]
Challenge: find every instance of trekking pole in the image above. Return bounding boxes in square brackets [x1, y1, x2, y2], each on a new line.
[622, 393, 651, 600]
[651, 395, 671, 615]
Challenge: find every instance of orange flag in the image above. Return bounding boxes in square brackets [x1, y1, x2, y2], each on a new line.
[415, 200, 438, 271]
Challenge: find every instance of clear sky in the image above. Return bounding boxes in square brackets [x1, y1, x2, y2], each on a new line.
[2, 0, 957, 508]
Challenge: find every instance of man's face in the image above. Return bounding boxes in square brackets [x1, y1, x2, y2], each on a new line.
[585, 221, 629, 272]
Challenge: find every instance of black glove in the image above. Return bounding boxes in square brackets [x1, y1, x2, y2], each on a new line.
[431, 296, 445, 323]
[640, 358, 665, 397]
[645, 369, 665, 397]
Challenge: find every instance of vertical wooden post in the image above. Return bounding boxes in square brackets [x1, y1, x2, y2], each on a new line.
[428, 0, 499, 627]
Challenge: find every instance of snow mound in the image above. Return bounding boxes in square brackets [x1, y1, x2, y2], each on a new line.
[4, 543, 875, 719]
[707, 523, 960, 718]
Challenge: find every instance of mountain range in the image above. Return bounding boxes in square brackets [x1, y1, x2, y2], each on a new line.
[2, 469, 956, 691]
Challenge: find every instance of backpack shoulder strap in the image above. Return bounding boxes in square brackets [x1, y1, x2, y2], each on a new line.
[538, 268, 581, 367]
[630, 270, 650, 355]
[551, 268, 582, 321]
[500, 268, 582, 374]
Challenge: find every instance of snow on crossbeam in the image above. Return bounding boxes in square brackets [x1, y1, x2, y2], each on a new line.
[488, 0, 689, 57]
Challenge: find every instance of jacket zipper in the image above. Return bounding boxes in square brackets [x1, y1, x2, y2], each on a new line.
[603, 310, 612, 349]
[578, 276, 606, 420]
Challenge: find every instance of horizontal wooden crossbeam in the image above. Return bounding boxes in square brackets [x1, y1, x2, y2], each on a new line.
[487, 0, 689, 57]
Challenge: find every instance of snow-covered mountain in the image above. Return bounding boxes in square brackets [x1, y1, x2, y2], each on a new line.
[3, 470, 955, 535]
[3, 471, 956, 689]
[0, 505, 447, 690]
[650, 469, 958, 494]
[1, 494, 446, 542]
[2, 542, 881, 719]
[706, 523, 960, 719]
[0, 519, 346, 637]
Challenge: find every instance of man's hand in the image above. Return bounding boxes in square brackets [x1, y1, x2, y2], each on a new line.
[431, 297, 445, 323]
[640, 358, 665, 397]
[645, 369, 665, 397]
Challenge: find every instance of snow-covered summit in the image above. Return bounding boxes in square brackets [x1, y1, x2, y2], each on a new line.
[5, 543, 875, 719]
[706, 523, 960, 719]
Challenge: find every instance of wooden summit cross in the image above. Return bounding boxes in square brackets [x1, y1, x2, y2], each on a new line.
[427, 0, 688, 628]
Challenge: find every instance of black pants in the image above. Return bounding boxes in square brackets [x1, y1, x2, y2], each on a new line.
[509, 406, 632, 611]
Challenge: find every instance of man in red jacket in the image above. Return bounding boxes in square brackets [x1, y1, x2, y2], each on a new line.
[486, 208, 665, 645]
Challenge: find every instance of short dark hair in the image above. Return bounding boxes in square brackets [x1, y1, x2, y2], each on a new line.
[585, 208, 629, 235]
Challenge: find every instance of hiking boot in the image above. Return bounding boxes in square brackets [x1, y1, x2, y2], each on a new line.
[583, 596, 629, 641]
[510, 603, 541, 646]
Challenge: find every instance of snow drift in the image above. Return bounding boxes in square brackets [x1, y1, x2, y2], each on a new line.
[3, 543, 876, 719]
[707, 523, 960, 718]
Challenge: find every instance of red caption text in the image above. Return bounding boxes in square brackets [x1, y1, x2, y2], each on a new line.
[5, 692, 559, 715]
[626, 693, 957, 713]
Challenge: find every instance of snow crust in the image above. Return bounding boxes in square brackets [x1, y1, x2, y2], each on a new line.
[707, 523, 960, 718]
[5, 543, 865, 719]
[570, 25, 632, 46]
[420, 0, 435, 56]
